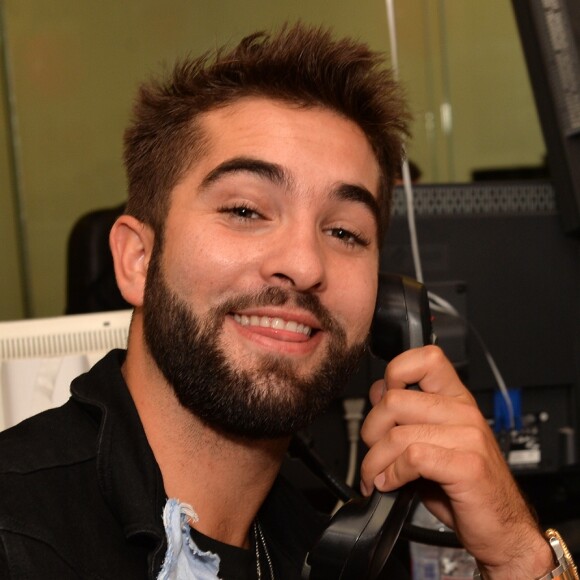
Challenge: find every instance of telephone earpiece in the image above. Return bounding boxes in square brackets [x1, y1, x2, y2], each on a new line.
[369, 273, 432, 360]
[302, 273, 433, 580]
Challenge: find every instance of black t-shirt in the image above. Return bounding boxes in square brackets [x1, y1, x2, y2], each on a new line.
[190, 526, 255, 579]
[190, 524, 275, 580]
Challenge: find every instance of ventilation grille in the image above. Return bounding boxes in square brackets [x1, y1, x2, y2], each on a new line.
[392, 182, 557, 216]
[0, 310, 132, 360]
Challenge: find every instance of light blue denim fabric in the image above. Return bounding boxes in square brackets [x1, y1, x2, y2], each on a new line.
[157, 498, 221, 580]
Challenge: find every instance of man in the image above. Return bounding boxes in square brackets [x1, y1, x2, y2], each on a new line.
[0, 24, 570, 579]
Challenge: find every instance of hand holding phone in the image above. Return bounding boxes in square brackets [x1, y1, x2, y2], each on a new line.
[302, 273, 433, 580]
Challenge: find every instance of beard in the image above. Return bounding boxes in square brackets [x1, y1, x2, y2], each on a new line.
[142, 242, 368, 439]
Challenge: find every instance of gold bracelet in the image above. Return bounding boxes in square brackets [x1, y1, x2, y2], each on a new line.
[473, 528, 578, 580]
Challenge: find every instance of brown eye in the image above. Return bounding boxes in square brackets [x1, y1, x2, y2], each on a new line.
[232, 207, 257, 218]
[219, 205, 261, 220]
[329, 227, 369, 247]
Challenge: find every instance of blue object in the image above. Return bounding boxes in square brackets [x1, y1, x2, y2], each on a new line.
[493, 388, 522, 432]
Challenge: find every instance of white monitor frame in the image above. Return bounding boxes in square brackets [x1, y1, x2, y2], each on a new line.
[0, 309, 132, 430]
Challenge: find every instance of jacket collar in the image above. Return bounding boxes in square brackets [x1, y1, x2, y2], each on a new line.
[70, 349, 167, 569]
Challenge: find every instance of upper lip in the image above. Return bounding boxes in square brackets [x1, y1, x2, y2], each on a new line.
[229, 307, 322, 330]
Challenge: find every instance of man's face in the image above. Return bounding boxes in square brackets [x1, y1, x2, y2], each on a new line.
[143, 98, 382, 438]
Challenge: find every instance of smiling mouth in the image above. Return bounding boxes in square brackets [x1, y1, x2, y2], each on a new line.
[232, 313, 313, 337]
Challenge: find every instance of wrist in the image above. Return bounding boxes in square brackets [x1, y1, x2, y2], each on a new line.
[473, 528, 578, 580]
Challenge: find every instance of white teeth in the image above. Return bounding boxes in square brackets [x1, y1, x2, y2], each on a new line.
[233, 313, 312, 336]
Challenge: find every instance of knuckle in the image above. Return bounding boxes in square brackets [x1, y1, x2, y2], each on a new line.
[381, 389, 401, 407]
[463, 450, 488, 480]
[468, 425, 488, 450]
[404, 442, 425, 468]
[360, 421, 380, 447]
[360, 422, 371, 445]
[462, 406, 493, 438]
[462, 404, 484, 424]
[422, 344, 446, 366]
[384, 363, 400, 384]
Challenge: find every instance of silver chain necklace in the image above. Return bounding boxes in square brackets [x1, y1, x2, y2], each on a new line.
[253, 519, 274, 580]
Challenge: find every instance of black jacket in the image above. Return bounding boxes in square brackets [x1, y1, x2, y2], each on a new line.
[0, 350, 329, 579]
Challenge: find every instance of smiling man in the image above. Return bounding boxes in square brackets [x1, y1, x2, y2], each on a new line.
[0, 23, 571, 580]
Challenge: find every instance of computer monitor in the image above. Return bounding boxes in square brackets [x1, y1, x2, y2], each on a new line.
[0, 309, 132, 430]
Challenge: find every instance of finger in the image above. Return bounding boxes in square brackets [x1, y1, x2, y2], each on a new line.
[360, 423, 493, 492]
[362, 441, 488, 496]
[385, 345, 475, 403]
[361, 389, 484, 447]
[369, 379, 386, 406]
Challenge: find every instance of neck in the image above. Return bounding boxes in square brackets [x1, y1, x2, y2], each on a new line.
[122, 320, 290, 548]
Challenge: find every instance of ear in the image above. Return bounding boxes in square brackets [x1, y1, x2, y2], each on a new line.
[109, 215, 155, 307]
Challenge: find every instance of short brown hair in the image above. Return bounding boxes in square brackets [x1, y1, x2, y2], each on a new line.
[123, 23, 410, 239]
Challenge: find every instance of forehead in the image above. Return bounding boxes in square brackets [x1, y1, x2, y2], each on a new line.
[192, 97, 382, 197]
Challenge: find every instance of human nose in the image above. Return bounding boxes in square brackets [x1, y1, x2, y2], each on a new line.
[259, 225, 326, 292]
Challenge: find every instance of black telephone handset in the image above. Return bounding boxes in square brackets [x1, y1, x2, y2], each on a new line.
[302, 273, 433, 580]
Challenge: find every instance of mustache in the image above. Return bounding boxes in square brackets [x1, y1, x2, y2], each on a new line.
[214, 286, 337, 331]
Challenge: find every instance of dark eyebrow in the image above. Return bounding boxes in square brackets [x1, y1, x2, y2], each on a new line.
[332, 183, 381, 230]
[200, 156, 289, 190]
[200, 155, 380, 231]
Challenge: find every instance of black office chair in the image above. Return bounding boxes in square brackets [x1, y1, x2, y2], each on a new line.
[66, 203, 129, 314]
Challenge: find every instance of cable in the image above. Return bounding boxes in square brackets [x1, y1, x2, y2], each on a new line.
[401, 159, 424, 283]
[385, 0, 424, 284]
[385, 0, 399, 80]
[342, 398, 366, 487]
[331, 398, 367, 515]
[385, 0, 514, 431]
[402, 522, 462, 548]
[287, 433, 357, 504]
[428, 292, 516, 431]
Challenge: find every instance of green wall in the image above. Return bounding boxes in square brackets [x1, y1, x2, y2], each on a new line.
[394, 0, 544, 182]
[0, 0, 544, 320]
[0, 16, 24, 320]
